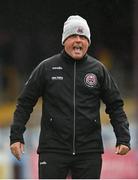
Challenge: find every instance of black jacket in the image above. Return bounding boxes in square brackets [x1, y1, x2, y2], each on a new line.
[10, 50, 130, 155]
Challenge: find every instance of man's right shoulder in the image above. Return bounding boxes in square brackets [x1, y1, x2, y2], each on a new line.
[41, 53, 61, 65]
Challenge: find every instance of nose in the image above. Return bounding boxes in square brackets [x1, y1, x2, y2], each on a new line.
[75, 35, 81, 41]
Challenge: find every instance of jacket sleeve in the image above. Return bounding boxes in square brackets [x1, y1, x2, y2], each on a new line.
[100, 64, 131, 149]
[10, 62, 45, 145]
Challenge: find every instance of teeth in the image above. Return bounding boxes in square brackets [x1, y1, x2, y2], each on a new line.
[74, 46, 82, 50]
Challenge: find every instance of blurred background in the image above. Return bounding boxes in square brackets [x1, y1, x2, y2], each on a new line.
[0, 0, 138, 179]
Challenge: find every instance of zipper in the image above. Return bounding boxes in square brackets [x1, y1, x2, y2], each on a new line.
[73, 61, 76, 155]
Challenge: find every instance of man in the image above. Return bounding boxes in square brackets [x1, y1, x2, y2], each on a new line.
[10, 15, 130, 179]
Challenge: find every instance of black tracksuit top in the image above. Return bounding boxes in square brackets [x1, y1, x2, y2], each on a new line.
[10, 50, 130, 155]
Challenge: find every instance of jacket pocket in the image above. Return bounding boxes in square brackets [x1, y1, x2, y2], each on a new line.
[46, 114, 72, 141]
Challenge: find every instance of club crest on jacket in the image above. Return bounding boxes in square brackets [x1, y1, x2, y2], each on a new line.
[84, 73, 97, 87]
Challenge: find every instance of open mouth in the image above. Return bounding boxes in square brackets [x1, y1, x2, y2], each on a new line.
[73, 45, 82, 52]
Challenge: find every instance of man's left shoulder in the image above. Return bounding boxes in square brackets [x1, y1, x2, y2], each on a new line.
[87, 55, 102, 65]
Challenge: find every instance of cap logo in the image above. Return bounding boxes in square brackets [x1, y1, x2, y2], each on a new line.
[84, 73, 97, 87]
[77, 27, 84, 34]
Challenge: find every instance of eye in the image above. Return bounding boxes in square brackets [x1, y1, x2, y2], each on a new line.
[80, 35, 87, 40]
[71, 35, 77, 38]
[70, 35, 87, 40]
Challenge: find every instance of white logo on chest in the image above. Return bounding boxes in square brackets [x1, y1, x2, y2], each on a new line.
[52, 66, 63, 70]
[51, 76, 63, 80]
